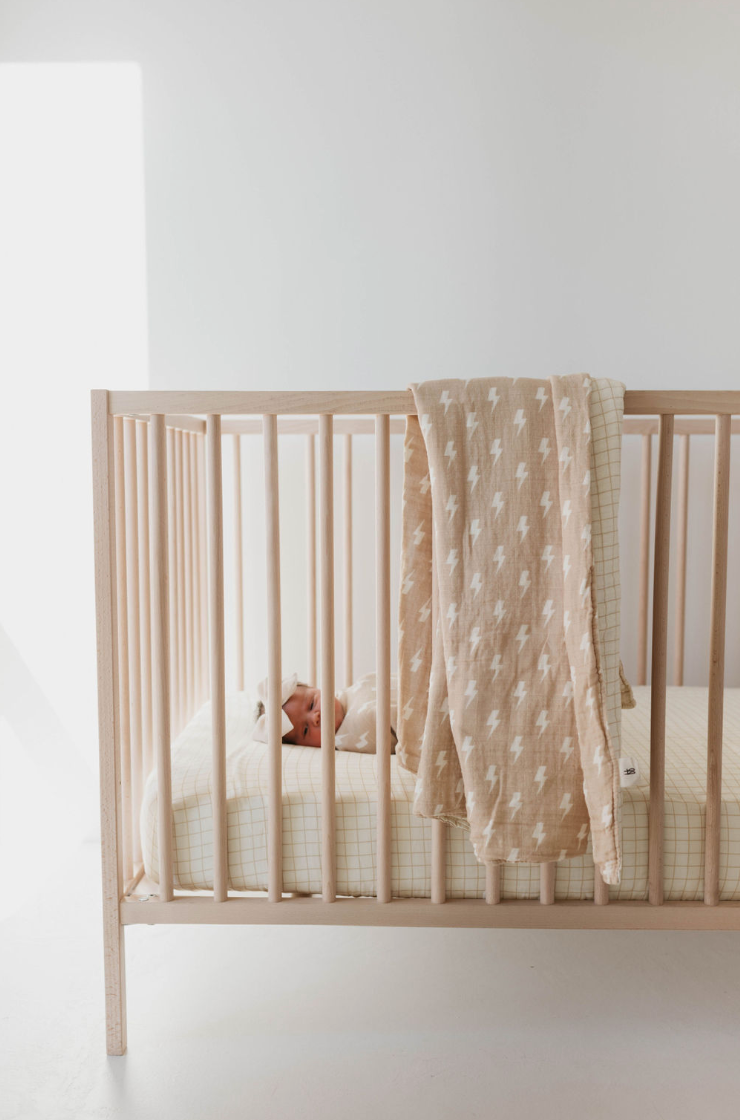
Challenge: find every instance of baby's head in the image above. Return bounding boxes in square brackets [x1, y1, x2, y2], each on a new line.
[253, 677, 344, 748]
[281, 683, 344, 747]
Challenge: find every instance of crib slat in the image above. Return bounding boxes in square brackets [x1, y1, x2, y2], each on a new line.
[166, 428, 179, 733]
[197, 434, 209, 703]
[649, 414, 674, 906]
[593, 865, 609, 905]
[674, 434, 690, 686]
[123, 419, 143, 866]
[136, 421, 153, 781]
[376, 415, 392, 903]
[539, 861, 555, 905]
[149, 414, 173, 901]
[233, 434, 245, 691]
[431, 820, 447, 903]
[263, 415, 284, 902]
[113, 417, 133, 884]
[188, 434, 201, 708]
[705, 415, 731, 906]
[344, 433, 353, 688]
[485, 864, 501, 905]
[637, 433, 652, 685]
[206, 415, 228, 902]
[319, 414, 336, 902]
[306, 434, 317, 685]
[175, 430, 188, 728]
[183, 431, 194, 719]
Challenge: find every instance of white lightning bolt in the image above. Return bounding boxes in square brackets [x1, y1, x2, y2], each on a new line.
[467, 411, 479, 435]
[446, 602, 459, 626]
[419, 473, 431, 494]
[562, 682, 574, 707]
[535, 386, 548, 411]
[413, 523, 425, 547]
[507, 848, 520, 863]
[446, 549, 458, 574]
[470, 572, 482, 597]
[514, 680, 527, 706]
[483, 817, 496, 843]
[439, 697, 450, 723]
[560, 736, 574, 761]
[560, 793, 573, 820]
[402, 700, 414, 721]
[485, 764, 498, 792]
[539, 437, 551, 463]
[491, 491, 504, 518]
[493, 600, 506, 626]
[516, 461, 528, 489]
[469, 519, 481, 545]
[542, 599, 554, 626]
[420, 414, 432, 437]
[541, 544, 554, 569]
[540, 490, 553, 518]
[419, 597, 432, 622]
[534, 765, 547, 793]
[490, 438, 502, 464]
[581, 523, 592, 550]
[494, 545, 506, 571]
[559, 396, 571, 420]
[583, 469, 591, 494]
[513, 408, 526, 435]
[519, 570, 531, 597]
[402, 574, 414, 595]
[586, 686, 595, 713]
[486, 709, 500, 736]
[510, 736, 523, 761]
[538, 653, 551, 680]
[532, 821, 546, 849]
[580, 630, 590, 663]
[515, 625, 529, 653]
[490, 653, 503, 678]
[593, 744, 603, 776]
[444, 440, 457, 465]
[468, 465, 480, 493]
[461, 735, 475, 759]
[563, 554, 571, 580]
[439, 389, 452, 413]
[465, 679, 478, 708]
[562, 500, 572, 526]
[509, 792, 523, 819]
[446, 493, 459, 521]
[488, 386, 500, 412]
[517, 515, 529, 541]
[469, 628, 481, 655]
[536, 709, 550, 736]
[577, 823, 588, 844]
[446, 655, 457, 677]
[563, 609, 571, 632]
[435, 750, 448, 776]
[356, 732, 369, 751]
[559, 446, 572, 472]
[410, 649, 422, 673]
[602, 804, 613, 829]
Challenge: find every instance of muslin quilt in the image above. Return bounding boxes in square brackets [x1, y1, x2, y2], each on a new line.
[397, 376, 625, 885]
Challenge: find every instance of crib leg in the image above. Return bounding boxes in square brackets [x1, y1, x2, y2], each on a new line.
[103, 918, 127, 1055]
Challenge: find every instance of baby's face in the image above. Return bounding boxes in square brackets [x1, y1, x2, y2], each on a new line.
[282, 685, 344, 748]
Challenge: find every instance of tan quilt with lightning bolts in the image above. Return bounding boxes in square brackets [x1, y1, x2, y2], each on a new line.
[397, 376, 623, 885]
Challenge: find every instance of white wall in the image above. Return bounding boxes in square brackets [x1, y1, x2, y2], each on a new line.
[3, 1, 739, 708]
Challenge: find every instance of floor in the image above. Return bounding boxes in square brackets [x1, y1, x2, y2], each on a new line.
[2, 843, 740, 1120]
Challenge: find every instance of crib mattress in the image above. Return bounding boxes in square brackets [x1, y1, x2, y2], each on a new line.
[140, 686, 740, 901]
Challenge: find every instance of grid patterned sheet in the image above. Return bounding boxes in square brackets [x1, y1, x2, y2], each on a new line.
[141, 686, 740, 901]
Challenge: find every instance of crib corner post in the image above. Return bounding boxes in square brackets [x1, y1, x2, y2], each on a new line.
[91, 390, 128, 1056]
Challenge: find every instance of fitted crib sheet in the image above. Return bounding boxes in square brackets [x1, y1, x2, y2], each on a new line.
[141, 686, 740, 901]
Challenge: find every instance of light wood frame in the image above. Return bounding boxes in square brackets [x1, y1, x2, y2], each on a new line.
[92, 390, 740, 1055]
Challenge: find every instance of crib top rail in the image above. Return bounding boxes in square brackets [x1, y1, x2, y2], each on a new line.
[105, 389, 740, 418]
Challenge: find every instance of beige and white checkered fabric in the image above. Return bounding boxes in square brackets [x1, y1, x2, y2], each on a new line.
[397, 376, 623, 882]
[141, 686, 740, 900]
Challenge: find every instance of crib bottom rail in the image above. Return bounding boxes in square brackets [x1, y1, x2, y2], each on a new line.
[121, 879, 740, 930]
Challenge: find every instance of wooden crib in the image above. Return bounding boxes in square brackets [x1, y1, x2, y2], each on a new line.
[91, 388, 740, 1055]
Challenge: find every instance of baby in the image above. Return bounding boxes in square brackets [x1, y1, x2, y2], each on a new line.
[252, 671, 397, 754]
